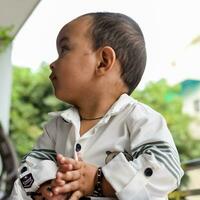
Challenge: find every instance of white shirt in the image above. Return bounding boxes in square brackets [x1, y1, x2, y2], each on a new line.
[10, 94, 183, 200]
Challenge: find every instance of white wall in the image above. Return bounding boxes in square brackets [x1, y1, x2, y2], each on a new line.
[183, 88, 200, 117]
[0, 45, 12, 134]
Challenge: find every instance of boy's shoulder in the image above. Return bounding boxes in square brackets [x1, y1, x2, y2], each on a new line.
[131, 100, 163, 118]
[124, 97, 166, 129]
[122, 95, 163, 120]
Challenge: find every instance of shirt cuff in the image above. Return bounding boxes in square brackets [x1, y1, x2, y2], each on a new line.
[19, 158, 58, 193]
[102, 153, 147, 194]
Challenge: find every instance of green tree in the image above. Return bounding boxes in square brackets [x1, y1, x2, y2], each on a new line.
[0, 26, 13, 53]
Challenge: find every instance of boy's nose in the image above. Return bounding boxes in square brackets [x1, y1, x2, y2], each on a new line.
[50, 61, 56, 70]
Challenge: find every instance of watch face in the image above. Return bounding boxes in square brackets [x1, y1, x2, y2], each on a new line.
[105, 150, 133, 164]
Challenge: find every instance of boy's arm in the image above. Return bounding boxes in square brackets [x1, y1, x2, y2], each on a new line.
[10, 116, 65, 199]
[34, 116, 59, 149]
[9, 115, 58, 199]
[9, 179, 33, 200]
[10, 149, 58, 199]
[102, 106, 184, 200]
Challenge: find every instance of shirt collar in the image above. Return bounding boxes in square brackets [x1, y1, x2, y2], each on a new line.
[105, 93, 136, 117]
[49, 93, 136, 125]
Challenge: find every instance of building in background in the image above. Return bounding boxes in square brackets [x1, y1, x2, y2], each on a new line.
[181, 80, 200, 117]
[180, 79, 200, 139]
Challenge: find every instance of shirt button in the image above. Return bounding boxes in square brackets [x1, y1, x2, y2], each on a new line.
[20, 166, 27, 173]
[144, 168, 153, 177]
[75, 143, 81, 152]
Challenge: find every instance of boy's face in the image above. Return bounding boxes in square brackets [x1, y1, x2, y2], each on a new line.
[50, 16, 98, 103]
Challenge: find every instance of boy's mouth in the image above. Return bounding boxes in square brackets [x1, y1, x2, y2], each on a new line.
[49, 73, 57, 81]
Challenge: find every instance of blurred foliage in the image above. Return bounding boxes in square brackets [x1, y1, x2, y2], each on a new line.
[10, 64, 67, 158]
[132, 79, 200, 162]
[0, 26, 13, 53]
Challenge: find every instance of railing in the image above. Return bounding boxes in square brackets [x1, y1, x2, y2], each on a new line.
[0, 124, 18, 200]
[169, 159, 200, 200]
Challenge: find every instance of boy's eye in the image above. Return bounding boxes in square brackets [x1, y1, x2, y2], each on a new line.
[60, 45, 70, 54]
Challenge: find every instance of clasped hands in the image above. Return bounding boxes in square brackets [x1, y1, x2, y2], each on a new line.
[35, 154, 98, 200]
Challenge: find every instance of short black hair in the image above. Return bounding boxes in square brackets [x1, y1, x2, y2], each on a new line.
[84, 12, 147, 95]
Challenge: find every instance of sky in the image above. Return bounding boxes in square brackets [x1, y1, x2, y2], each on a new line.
[11, 0, 200, 88]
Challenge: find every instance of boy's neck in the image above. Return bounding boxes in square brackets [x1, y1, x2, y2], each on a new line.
[78, 93, 122, 136]
[77, 93, 122, 120]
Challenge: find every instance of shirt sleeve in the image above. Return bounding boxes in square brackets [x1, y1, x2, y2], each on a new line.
[9, 179, 32, 200]
[35, 116, 59, 149]
[10, 116, 61, 199]
[102, 103, 184, 200]
[10, 143, 58, 199]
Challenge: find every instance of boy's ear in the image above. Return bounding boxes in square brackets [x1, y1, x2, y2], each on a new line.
[96, 46, 116, 75]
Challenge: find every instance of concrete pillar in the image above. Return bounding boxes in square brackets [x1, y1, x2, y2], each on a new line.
[0, 45, 12, 134]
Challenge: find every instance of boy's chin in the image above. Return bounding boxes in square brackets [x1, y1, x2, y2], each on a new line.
[54, 90, 65, 101]
[54, 91, 73, 104]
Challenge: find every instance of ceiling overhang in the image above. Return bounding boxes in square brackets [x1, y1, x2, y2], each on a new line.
[0, 0, 41, 38]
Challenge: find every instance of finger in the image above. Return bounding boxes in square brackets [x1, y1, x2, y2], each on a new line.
[57, 155, 82, 170]
[57, 154, 67, 165]
[61, 170, 81, 182]
[57, 154, 74, 167]
[58, 163, 73, 172]
[65, 161, 81, 171]
[53, 180, 80, 195]
[78, 154, 83, 161]
[41, 189, 53, 199]
[65, 158, 81, 170]
[37, 184, 53, 199]
[51, 177, 65, 187]
[69, 190, 83, 200]
[33, 194, 42, 200]
[53, 170, 81, 186]
[50, 194, 69, 200]
[57, 154, 73, 166]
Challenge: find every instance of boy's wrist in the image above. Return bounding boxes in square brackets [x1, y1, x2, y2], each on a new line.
[92, 167, 116, 197]
[102, 175, 116, 197]
[93, 167, 104, 197]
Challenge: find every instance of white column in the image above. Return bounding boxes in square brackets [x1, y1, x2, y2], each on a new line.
[0, 45, 12, 134]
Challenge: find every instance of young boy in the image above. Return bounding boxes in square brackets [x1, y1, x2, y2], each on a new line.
[10, 12, 183, 200]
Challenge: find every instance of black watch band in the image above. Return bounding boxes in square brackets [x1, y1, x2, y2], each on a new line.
[93, 167, 104, 197]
